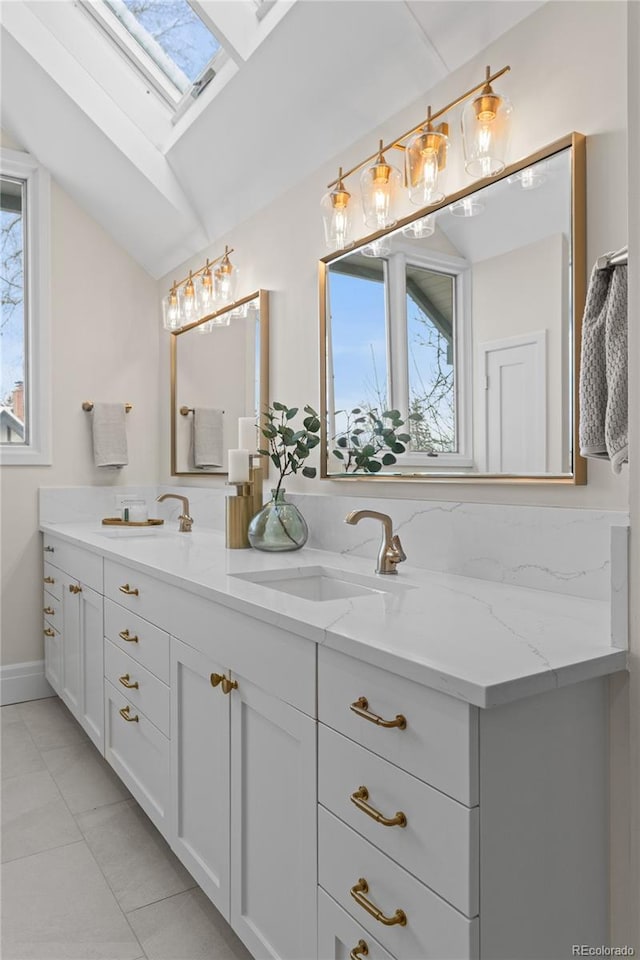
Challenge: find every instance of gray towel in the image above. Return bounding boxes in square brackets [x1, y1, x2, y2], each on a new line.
[579, 262, 628, 473]
[193, 408, 223, 468]
[92, 403, 128, 468]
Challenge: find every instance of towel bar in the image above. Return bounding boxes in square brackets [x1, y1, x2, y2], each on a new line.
[597, 245, 628, 270]
[180, 406, 224, 416]
[83, 402, 132, 413]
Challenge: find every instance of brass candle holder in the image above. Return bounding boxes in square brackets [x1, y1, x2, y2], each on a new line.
[225, 482, 253, 549]
[249, 456, 264, 519]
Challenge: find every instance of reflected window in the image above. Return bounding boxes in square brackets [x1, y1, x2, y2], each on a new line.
[1, 176, 27, 445]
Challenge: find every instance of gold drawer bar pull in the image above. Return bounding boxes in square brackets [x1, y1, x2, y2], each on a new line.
[350, 786, 407, 827]
[69, 584, 82, 594]
[350, 941, 369, 960]
[119, 674, 139, 690]
[44, 545, 54, 552]
[119, 629, 139, 643]
[44, 576, 55, 584]
[119, 583, 139, 596]
[210, 672, 238, 695]
[350, 696, 407, 730]
[43, 606, 55, 616]
[44, 628, 55, 637]
[119, 705, 139, 723]
[350, 878, 407, 927]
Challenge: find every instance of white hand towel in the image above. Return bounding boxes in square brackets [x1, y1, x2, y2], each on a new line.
[92, 403, 128, 468]
[579, 262, 628, 472]
[193, 408, 223, 468]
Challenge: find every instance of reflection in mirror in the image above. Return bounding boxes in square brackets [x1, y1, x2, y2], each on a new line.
[171, 291, 269, 476]
[320, 134, 586, 482]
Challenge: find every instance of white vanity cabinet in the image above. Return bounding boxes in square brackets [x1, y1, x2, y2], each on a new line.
[42, 536, 104, 751]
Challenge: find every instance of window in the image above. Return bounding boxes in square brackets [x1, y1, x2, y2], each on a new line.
[0, 149, 51, 465]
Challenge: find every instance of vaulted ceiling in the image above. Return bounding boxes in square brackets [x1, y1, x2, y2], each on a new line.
[1, 0, 543, 278]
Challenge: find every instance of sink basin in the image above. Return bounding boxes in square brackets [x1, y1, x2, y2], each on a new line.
[98, 526, 169, 539]
[231, 565, 415, 602]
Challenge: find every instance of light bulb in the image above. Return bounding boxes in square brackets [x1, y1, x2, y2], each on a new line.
[362, 236, 392, 258]
[406, 114, 448, 207]
[449, 196, 484, 218]
[461, 66, 513, 179]
[402, 215, 436, 239]
[199, 261, 214, 313]
[180, 272, 198, 323]
[321, 169, 353, 251]
[162, 284, 181, 330]
[361, 141, 401, 230]
[214, 247, 237, 305]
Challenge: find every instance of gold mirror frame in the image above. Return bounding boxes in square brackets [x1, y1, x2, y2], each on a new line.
[319, 132, 586, 484]
[170, 289, 269, 477]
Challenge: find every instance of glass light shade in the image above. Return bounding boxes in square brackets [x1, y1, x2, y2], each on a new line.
[214, 257, 237, 305]
[508, 161, 547, 191]
[461, 87, 513, 179]
[321, 181, 353, 251]
[230, 302, 248, 319]
[402, 214, 437, 239]
[208, 311, 231, 327]
[162, 286, 181, 330]
[198, 263, 215, 314]
[360, 151, 402, 230]
[362, 236, 392, 258]
[197, 319, 213, 334]
[449, 196, 485, 218]
[180, 273, 199, 324]
[406, 126, 448, 206]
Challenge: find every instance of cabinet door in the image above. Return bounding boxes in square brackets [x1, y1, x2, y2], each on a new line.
[43, 618, 62, 696]
[79, 586, 104, 752]
[60, 575, 81, 717]
[230, 676, 317, 960]
[170, 638, 231, 920]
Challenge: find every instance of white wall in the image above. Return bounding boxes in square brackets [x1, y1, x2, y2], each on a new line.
[0, 131, 160, 667]
[159, 0, 628, 510]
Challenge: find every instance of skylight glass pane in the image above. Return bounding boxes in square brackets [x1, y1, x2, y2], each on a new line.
[104, 0, 221, 94]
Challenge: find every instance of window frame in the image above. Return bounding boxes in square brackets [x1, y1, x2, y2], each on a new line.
[0, 148, 51, 466]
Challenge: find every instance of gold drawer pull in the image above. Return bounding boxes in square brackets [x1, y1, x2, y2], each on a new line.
[44, 576, 55, 584]
[43, 606, 55, 616]
[44, 627, 55, 637]
[350, 941, 369, 960]
[119, 705, 139, 723]
[210, 672, 238, 695]
[350, 696, 406, 730]
[119, 673, 139, 690]
[119, 583, 139, 596]
[69, 584, 82, 594]
[44, 545, 55, 552]
[350, 878, 407, 927]
[350, 786, 407, 828]
[119, 629, 139, 643]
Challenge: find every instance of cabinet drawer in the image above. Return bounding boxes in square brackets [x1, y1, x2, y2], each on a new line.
[319, 808, 478, 960]
[104, 681, 170, 834]
[43, 535, 103, 593]
[318, 647, 478, 805]
[104, 598, 170, 683]
[43, 562, 62, 601]
[319, 725, 478, 917]
[105, 639, 170, 738]
[43, 589, 62, 634]
[318, 888, 395, 960]
[104, 559, 173, 631]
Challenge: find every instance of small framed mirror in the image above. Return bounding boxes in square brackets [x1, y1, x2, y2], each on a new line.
[319, 133, 586, 483]
[170, 290, 269, 476]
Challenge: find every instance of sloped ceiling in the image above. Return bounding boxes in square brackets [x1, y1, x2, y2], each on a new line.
[1, 0, 543, 278]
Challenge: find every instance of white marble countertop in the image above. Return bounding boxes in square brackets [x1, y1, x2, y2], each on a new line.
[41, 521, 627, 709]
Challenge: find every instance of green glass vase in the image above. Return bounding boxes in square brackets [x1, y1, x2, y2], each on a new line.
[248, 488, 308, 552]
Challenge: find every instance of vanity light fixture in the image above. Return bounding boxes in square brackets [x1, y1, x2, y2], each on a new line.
[321, 64, 511, 251]
[449, 195, 485, 218]
[162, 245, 239, 331]
[401, 213, 437, 239]
[508, 160, 548, 191]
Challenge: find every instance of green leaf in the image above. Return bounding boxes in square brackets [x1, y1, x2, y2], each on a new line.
[392, 442, 406, 454]
[382, 409, 401, 419]
[408, 412, 423, 420]
[397, 433, 411, 442]
[270, 453, 281, 469]
[367, 460, 382, 473]
[351, 407, 362, 414]
[382, 453, 396, 466]
[362, 444, 375, 457]
[262, 425, 277, 439]
[303, 416, 321, 432]
[332, 449, 345, 460]
[272, 401, 286, 411]
[306, 434, 320, 449]
[304, 405, 318, 417]
[257, 447, 269, 456]
[337, 436, 348, 448]
[285, 407, 299, 420]
[302, 466, 316, 478]
[351, 435, 360, 447]
[295, 444, 309, 457]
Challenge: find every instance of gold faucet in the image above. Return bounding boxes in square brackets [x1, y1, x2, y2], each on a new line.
[344, 509, 406, 575]
[156, 494, 193, 533]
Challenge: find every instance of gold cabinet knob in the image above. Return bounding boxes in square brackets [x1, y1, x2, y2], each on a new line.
[350, 696, 406, 730]
[210, 672, 238, 695]
[43, 606, 55, 616]
[69, 584, 82, 594]
[44, 576, 55, 584]
[118, 673, 139, 690]
[350, 877, 407, 927]
[44, 545, 54, 552]
[44, 627, 55, 637]
[350, 786, 407, 827]
[119, 583, 139, 596]
[119, 629, 139, 643]
[350, 941, 369, 960]
[119, 705, 139, 723]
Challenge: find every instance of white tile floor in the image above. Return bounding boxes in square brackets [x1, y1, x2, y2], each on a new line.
[1, 698, 253, 960]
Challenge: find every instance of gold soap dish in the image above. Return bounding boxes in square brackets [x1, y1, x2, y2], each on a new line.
[101, 517, 165, 527]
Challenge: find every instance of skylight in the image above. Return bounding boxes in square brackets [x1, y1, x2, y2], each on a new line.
[96, 0, 224, 105]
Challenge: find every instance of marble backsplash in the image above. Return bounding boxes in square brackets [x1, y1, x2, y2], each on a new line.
[40, 485, 628, 606]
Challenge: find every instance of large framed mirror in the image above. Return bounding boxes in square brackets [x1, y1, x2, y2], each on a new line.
[319, 133, 586, 482]
[171, 290, 269, 476]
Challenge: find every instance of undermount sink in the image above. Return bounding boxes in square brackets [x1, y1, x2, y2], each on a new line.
[98, 526, 171, 539]
[231, 565, 416, 602]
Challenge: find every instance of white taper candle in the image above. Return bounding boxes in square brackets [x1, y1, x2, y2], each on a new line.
[228, 449, 250, 483]
[238, 417, 257, 455]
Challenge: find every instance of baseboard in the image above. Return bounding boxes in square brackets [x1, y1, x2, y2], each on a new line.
[0, 660, 54, 705]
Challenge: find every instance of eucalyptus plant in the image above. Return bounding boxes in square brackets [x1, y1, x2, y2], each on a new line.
[258, 403, 321, 498]
[331, 407, 423, 473]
